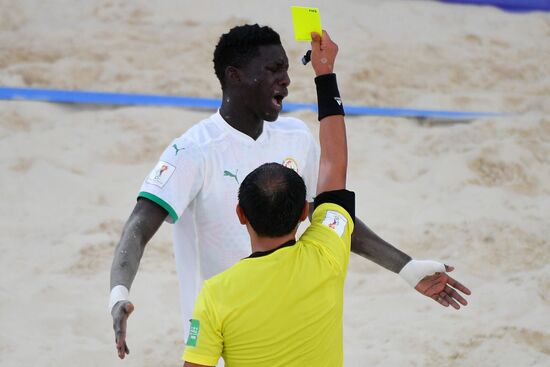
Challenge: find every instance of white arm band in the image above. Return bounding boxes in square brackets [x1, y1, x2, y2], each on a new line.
[109, 285, 129, 312]
[399, 260, 446, 288]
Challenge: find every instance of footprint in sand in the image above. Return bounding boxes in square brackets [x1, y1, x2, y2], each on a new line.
[466, 327, 550, 355]
[467, 155, 537, 194]
[9, 158, 34, 173]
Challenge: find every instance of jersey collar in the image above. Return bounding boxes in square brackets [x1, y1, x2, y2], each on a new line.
[247, 239, 296, 259]
[213, 110, 269, 146]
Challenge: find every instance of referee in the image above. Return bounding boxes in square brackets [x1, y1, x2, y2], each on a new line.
[183, 30, 353, 367]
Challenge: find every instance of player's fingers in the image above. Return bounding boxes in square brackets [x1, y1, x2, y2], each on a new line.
[116, 329, 125, 348]
[432, 294, 449, 307]
[447, 276, 472, 295]
[116, 336, 126, 359]
[116, 332, 128, 359]
[116, 307, 132, 358]
[440, 291, 460, 309]
[446, 285, 468, 306]
[444, 264, 454, 272]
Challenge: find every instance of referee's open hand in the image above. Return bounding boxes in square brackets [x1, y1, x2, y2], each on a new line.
[111, 300, 134, 359]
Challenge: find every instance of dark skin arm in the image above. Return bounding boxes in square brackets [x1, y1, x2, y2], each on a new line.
[307, 205, 410, 271]
[350, 216, 411, 273]
[307, 207, 471, 308]
[306, 31, 471, 307]
[110, 197, 168, 359]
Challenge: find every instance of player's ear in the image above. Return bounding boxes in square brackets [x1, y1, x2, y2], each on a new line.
[225, 66, 241, 85]
[236, 203, 248, 225]
[299, 201, 309, 222]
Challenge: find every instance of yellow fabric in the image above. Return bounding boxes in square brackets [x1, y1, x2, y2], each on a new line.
[182, 202, 354, 367]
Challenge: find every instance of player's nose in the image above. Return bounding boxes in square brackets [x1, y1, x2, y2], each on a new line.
[279, 71, 291, 87]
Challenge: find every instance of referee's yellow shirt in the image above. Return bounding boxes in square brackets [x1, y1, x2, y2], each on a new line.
[183, 201, 354, 367]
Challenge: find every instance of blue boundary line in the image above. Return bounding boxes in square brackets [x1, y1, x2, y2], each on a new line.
[439, 0, 550, 12]
[0, 86, 504, 119]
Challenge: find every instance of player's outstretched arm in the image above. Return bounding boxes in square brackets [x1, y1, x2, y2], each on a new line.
[350, 219, 411, 273]
[109, 198, 167, 359]
[307, 32, 471, 309]
[305, 209, 411, 272]
[349, 220, 471, 308]
[310, 30, 347, 194]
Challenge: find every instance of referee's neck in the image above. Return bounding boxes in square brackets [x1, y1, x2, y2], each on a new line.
[250, 231, 297, 253]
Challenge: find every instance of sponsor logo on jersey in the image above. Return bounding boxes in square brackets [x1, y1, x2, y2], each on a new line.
[224, 169, 239, 184]
[282, 157, 298, 173]
[172, 144, 185, 155]
[322, 210, 347, 237]
[186, 319, 200, 347]
[146, 161, 175, 188]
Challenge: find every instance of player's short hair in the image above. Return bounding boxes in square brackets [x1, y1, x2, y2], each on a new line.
[213, 24, 282, 90]
[239, 163, 306, 238]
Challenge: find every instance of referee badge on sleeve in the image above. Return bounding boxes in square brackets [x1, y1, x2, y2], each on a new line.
[146, 161, 175, 188]
[322, 210, 347, 237]
[186, 319, 200, 347]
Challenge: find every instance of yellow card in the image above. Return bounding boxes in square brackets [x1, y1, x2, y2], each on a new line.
[291, 6, 322, 42]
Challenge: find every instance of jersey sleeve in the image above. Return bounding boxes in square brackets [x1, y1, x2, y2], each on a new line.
[300, 190, 355, 274]
[302, 131, 320, 203]
[182, 284, 223, 366]
[138, 136, 203, 223]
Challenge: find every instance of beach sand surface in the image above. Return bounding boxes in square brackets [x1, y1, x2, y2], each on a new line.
[0, 1, 549, 366]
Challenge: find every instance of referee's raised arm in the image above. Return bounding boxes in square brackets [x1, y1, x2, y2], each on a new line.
[310, 31, 347, 195]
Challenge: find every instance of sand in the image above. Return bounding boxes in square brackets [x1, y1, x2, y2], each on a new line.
[0, 0, 549, 366]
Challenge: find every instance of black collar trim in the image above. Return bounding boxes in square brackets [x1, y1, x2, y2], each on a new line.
[247, 239, 296, 258]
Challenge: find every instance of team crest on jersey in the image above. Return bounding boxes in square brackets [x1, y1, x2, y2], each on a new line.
[322, 210, 347, 237]
[146, 161, 175, 188]
[282, 157, 298, 173]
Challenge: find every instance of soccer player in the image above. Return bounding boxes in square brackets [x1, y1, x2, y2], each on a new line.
[183, 29, 352, 367]
[109, 24, 470, 362]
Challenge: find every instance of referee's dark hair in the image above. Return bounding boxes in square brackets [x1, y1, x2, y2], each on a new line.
[213, 24, 282, 90]
[238, 163, 306, 237]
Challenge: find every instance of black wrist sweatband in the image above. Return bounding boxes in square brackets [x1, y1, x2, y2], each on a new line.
[315, 73, 345, 121]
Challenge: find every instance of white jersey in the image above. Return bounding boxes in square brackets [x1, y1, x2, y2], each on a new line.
[139, 111, 319, 341]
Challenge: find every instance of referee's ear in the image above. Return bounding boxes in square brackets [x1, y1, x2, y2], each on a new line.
[236, 203, 248, 225]
[299, 201, 309, 222]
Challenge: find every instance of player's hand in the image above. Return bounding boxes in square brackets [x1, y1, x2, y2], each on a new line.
[414, 265, 471, 309]
[111, 300, 134, 359]
[310, 30, 338, 76]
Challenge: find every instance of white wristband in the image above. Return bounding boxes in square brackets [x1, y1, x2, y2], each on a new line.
[399, 260, 446, 288]
[109, 285, 129, 312]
